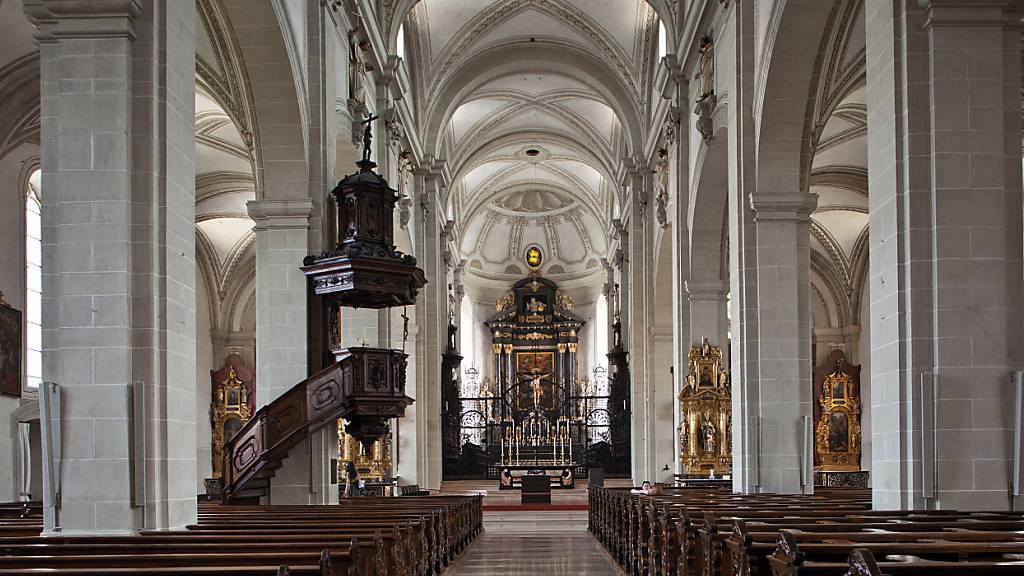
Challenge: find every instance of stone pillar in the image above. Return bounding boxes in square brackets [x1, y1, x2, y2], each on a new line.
[726, 0, 763, 495]
[625, 169, 676, 482]
[749, 194, 816, 494]
[27, 0, 197, 534]
[411, 165, 445, 490]
[866, 0, 1024, 510]
[686, 280, 729, 352]
[246, 199, 318, 503]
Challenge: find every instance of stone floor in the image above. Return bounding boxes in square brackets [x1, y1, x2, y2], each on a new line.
[444, 531, 623, 575]
[439, 479, 628, 574]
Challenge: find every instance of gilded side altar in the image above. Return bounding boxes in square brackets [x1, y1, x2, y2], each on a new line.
[678, 339, 732, 475]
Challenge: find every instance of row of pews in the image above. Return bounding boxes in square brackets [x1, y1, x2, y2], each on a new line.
[0, 495, 482, 575]
[589, 485, 1024, 576]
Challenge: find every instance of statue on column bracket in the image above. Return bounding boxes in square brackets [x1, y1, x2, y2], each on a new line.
[693, 32, 718, 144]
[654, 147, 669, 228]
[397, 150, 414, 230]
[349, 31, 368, 107]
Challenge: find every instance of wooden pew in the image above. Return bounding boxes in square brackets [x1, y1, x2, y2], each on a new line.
[768, 531, 1024, 576]
[0, 495, 482, 576]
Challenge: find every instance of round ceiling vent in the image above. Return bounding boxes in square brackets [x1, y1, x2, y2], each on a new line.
[518, 145, 550, 161]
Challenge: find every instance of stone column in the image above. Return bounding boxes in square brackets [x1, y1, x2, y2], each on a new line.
[726, 0, 763, 495]
[747, 194, 817, 495]
[625, 169, 676, 482]
[246, 199, 316, 503]
[686, 280, 729, 353]
[26, 0, 197, 534]
[411, 164, 445, 490]
[866, 0, 1024, 510]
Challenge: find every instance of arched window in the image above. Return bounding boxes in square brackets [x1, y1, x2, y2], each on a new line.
[658, 21, 668, 58]
[594, 291, 609, 370]
[24, 169, 41, 389]
[396, 23, 406, 60]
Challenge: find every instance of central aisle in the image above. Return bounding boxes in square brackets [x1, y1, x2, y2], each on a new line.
[443, 531, 622, 575]
[439, 479, 628, 574]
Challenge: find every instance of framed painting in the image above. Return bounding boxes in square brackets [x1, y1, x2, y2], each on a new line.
[0, 297, 22, 397]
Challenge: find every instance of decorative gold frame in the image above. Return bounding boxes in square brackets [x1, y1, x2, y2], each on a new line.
[678, 339, 732, 475]
[815, 353, 862, 471]
[338, 419, 392, 481]
[211, 364, 252, 478]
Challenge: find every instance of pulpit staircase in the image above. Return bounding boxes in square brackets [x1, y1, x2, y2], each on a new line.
[222, 119, 424, 504]
[221, 348, 411, 504]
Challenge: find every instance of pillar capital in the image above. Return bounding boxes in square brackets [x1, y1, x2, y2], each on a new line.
[247, 199, 314, 231]
[24, 0, 142, 41]
[748, 193, 818, 223]
[685, 279, 728, 301]
[917, 0, 1023, 28]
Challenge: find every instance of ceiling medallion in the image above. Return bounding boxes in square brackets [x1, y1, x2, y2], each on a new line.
[525, 245, 544, 270]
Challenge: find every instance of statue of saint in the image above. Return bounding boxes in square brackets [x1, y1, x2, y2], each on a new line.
[654, 148, 669, 227]
[702, 419, 716, 455]
[526, 297, 546, 313]
[695, 34, 715, 101]
[349, 33, 367, 105]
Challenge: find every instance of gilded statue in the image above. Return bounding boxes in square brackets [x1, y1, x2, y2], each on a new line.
[495, 292, 514, 312]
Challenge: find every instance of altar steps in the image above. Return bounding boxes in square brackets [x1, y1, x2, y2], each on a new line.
[482, 509, 589, 534]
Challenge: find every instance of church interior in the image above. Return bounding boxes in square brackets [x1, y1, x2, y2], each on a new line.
[1, 0, 1023, 574]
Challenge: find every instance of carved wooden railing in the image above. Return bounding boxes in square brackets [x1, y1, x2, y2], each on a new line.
[221, 348, 412, 503]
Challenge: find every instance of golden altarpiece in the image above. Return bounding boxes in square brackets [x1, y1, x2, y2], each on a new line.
[813, 349, 866, 486]
[210, 354, 255, 479]
[678, 339, 732, 475]
[338, 420, 392, 481]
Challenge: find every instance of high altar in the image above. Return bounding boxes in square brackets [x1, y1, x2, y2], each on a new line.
[678, 339, 732, 476]
[485, 270, 585, 488]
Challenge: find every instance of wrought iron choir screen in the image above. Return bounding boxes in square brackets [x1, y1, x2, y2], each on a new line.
[441, 274, 631, 479]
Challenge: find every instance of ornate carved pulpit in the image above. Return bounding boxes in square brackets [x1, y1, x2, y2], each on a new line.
[678, 339, 732, 476]
[300, 119, 426, 450]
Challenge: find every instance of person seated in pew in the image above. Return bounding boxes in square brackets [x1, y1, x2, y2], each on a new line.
[631, 480, 652, 495]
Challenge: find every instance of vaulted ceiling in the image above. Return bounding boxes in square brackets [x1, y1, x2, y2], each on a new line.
[402, 0, 660, 286]
[807, 0, 868, 329]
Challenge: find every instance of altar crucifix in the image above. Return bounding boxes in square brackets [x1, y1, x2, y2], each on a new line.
[526, 371, 552, 412]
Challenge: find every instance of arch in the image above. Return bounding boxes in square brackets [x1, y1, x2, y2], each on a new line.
[422, 42, 644, 158]
[0, 54, 40, 159]
[754, 0, 836, 196]
[219, 0, 307, 200]
[689, 127, 729, 284]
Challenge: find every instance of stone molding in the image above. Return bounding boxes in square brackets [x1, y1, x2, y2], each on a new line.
[23, 0, 142, 41]
[917, 0, 1022, 28]
[748, 193, 818, 223]
[247, 199, 314, 231]
[685, 279, 728, 301]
